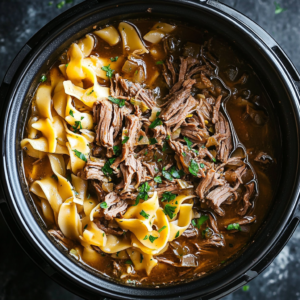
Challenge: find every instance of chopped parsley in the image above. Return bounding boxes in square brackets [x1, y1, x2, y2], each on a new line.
[149, 235, 158, 243]
[227, 223, 241, 231]
[40, 75, 47, 82]
[155, 60, 164, 65]
[84, 224, 88, 230]
[140, 210, 150, 219]
[143, 235, 149, 240]
[157, 158, 162, 162]
[212, 157, 217, 163]
[72, 120, 82, 133]
[69, 109, 74, 117]
[144, 151, 148, 156]
[113, 145, 121, 156]
[191, 219, 197, 227]
[274, 2, 286, 14]
[65, 63, 68, 67]
[101, 64, 114, 78]
[149, 137, 158, 145]
[108, 96, 125, 108]
[138, 135, 143, 141]
[197, 215, 208, 228]
[193, 149, 199, 155]
[154, 176, 162, 183]
[100, 202, 108, 209]
[122, 136, 130, 144]
[162, 170, 173, 181]
[182, 152, 186, 157]
[81, 116, 84, 120]
[125, 260, 132, 265]
[158, 226, 167, 233]
[163, 204, 177, 219]
[51, 174, 58, 181]
[200, 163, 205, 168]
[86, 89, 94, 96]
[162, 142, 170, 152]
[243, 285, 250, 292]
[161, 191, 176, 202]
[166, 134, 170, 141]
[169, 166, 182, 179]
[156, 111, 161, 117]
[110, 56, 119, 62]
[183, 136, 193, 150]
[102, 158, 116, 176]
[134, 182, 151, 205]
[189, 159, 199, 176]
[140, 254, 144, 263]
[175, 231, 180, 238]
[149, 118, 163, 129]
[72, 149, 87, 162]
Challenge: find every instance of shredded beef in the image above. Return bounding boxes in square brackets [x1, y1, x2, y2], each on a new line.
[94, 218, 124, 235]
[48, 230, 73, 249]
[238, 182, 255, 216]
[81, 159, 106, 181]
[102, 192, 128, 220]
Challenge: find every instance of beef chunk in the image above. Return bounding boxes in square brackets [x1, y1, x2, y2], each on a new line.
[238, 182, 255, 216]
[94, 218, 124, 235]
[81, 159, 106, 181]
[102, 192, 128, 220]
[181, 123, 210, 144]
[48, 230, 73, 249]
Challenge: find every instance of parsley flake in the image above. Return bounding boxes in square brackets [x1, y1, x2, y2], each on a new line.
[163, 204, 177, 219]
[122, 136, 130, 144]
[40, 75, 47, 82]
[101, 64, 114, 78]
[197, 215, 208, 228]
[149, 235, 158, 243]
[184, 136, 193, 150]
[154, 176, 162, 183]
[102, 158, 116, 176]
[100, 202, 108, 209]
[110, 56, 119, 62]
[189, 159, 199, 176]
[134, 182, 151, 205]
[149, 118, 163, 129]
[108, 96, 125, 108]
[113, 145, 121, 156]
[161, 192, 176, 202]
[140, 210, 150, 219]
[175, 231, 180, 238]
[227, 223, 242, 231]
[86, 89, 94, 96]
[72, 149, 87, 162]
[158, 226, 167, 233]
[274, 2, 286, 14]
[155, 60, 164, 65]
[149, 137, 158, 145]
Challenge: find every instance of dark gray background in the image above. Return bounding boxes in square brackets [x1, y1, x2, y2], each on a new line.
[0, 0, 299, 299]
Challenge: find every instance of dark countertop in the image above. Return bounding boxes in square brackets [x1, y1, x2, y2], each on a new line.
[0, 1, 299, 299]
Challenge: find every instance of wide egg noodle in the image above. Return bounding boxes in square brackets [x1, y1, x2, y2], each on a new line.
[64, 122, 89, 174]
[118, 22, 149, 54]
[21, 137, 68, 158]
[58, 199, 82, 241]
[65, 95, 93, 130]
[80, 129, 96, 143]
[94, 26, 120, 46]
[100, 234, 131, 254]
[80, 221, 106, 247]
[168, 204, 193, 241]
[66, 43, 85, 87]
[30, 176, 63, 222]
[78, 34, 94, 57]
[71, 173, 88, 206]
[126, 248, 157, 276]
[36, 84, 52, 120]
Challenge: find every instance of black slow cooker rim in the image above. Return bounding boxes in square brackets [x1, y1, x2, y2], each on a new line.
[1, 0, 300, 299]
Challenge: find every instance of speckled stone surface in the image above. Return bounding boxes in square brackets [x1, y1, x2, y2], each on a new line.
[0, 0, 299, 299]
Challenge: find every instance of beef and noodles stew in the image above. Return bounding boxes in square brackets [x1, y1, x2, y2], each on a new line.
[21, 19, 280, 286]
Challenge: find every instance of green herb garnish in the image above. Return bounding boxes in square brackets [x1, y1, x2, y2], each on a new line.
[101, 64, 114, 78]
[51, 174, 58, 181]
[169, 166, 181, 179]
[134, 182, 151, 205]
[161, 192, 176, 202]
[149, 137, 158, 145]
[200, 163, 205, 168]
[102, 158, 116, 176]
[108, 96, 125, 108]
[183, 136, 193, 150]
[149, 235, 158, 243]
[175, 231, 180, 238]
[125, 260, 133, 265]
[197, 215, 208, 228]
[140, 254, 144, 263]
[113, 145, 121, 156]
[72, 149, 87, 162]
[158, 226, 167, 233]
[110, 56, 119, 62]
[182, 152, 186, 157]
[274, 2, 286, 14]
[122, 136, 130, 144]
[157, 158, 162, 162]
[227, 223, 241, 231]
[163, 204, 177, 219]
[143, 235, 149, 240]
[155, 60, 164, 65]
[40, 75, 47, 82]
[86, 89, 94, 96]
[100, 202, 108, 209]
[191, 219, 197, 227]
[189, 159, 199, 176]
[149, 118, 163, 129]
[140, 210, 150, 219]
[138, 136, 143, 141]
[243, 285, 250, 292]
[162, 170, 173, 181]
[154, 176, 162, 183]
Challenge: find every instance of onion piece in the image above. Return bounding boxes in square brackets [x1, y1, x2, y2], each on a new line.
[133, 66, 145, 83]
[102, 182, 114, 193]
[149, 107, 161, 122]
[181, 254, 198, 267]
[130, 98, 149, 112]
[90, 156, 106, 164]
[176, 179, 194, 189]
[122, 60, 138, 74]
[171, 128, 181, 140]
[206, 136, 218, 148]
[144, 30, 166, 44]
[94, 26, 120, 46]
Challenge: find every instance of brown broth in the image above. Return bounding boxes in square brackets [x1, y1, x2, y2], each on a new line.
[23, 19, 281, 286]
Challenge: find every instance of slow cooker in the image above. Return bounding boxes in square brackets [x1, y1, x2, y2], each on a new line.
[1, 0, 300, 299]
